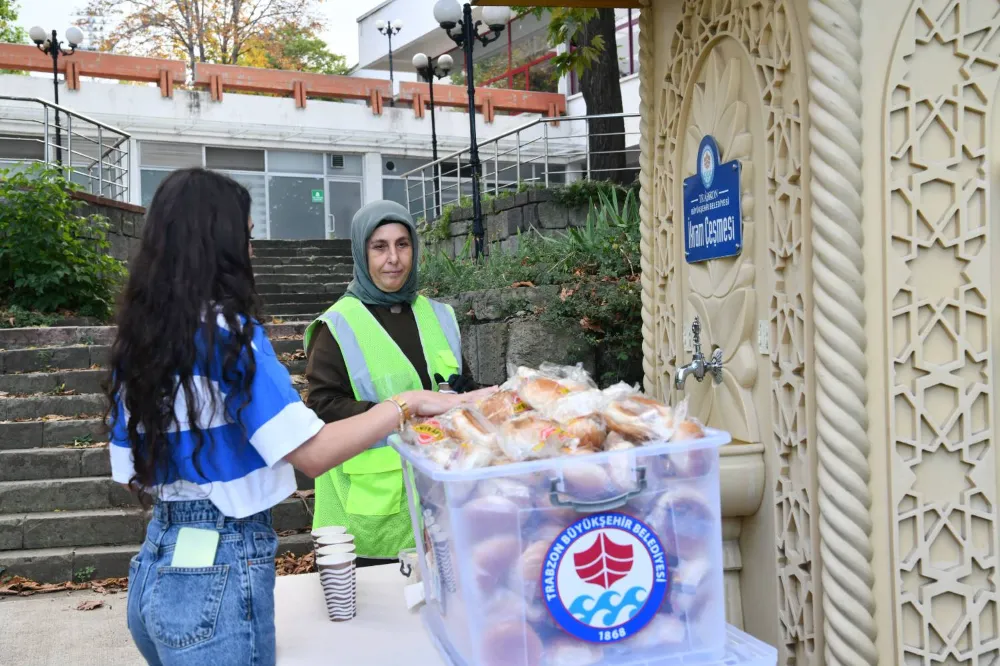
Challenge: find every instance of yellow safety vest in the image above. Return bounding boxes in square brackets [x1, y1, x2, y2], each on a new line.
[303, 295, 462, 558]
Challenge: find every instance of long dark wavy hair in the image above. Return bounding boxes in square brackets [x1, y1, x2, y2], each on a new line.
[106, 168, 261, 493]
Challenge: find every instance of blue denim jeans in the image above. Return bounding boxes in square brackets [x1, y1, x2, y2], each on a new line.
[126, 500, 279, 666]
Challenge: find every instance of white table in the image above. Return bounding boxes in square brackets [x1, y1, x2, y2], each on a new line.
[275, 565, 445, 665]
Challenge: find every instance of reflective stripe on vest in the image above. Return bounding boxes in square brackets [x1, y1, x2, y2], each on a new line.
[309, 296, 462, 450]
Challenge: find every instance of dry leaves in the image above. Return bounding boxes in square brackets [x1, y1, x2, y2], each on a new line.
[580, 317, 604, 334]
[76, 600, 104, 611]
[275, 550, 316, 577]
[510, 281, 535, 289]
[0, 575, 128, 597]
[559, 287, 576, 302]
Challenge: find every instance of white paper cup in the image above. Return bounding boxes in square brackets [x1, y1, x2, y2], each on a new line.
[311, 526, 347, 539]
[315, 533, 355, 548]
[317, 552, 357, 622]
[317, 543, 356, 557]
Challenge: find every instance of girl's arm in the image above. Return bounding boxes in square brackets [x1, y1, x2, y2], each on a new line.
[285, 388, 496, 478]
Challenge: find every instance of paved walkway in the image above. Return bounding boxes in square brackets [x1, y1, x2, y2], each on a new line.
[0, 589, 141, 665]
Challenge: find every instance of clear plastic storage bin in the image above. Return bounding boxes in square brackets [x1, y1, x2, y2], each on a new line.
[394, 428, 731, 666]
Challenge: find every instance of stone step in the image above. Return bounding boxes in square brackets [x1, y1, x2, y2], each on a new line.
[0, 532, 313, 583]
[1, 345, 108, 374]
[253, 264, 355, 276]
[257, 281, 350, 296]
[0, 369, 106, 396]
[0, 418, 108, 451]
[0, 477, 136, 513]
[255, 274, 350, 286]
[265, 304, 326, 317]
[0, 394, 106, 422]
[0, 497, 314, 553]
[253, 255, 354, 268]
[0, 446, 111, 482]
[1, 342, 303, 375]
[253, 239, 351, 249]
[252, 246, 352, 259]
[0, 323, 305, 351]
[262, 292, 344, 307]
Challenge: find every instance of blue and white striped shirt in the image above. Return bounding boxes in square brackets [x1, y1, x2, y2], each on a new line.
[109, 316, 324, 518]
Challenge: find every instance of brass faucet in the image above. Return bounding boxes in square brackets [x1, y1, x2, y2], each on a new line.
[675, 317, 724, 390]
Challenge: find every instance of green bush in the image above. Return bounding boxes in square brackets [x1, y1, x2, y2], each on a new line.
[0, 163, 127, 319]
[419, 185, 643, 386]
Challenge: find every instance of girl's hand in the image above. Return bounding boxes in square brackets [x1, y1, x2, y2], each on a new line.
[400, 387, 499, 417]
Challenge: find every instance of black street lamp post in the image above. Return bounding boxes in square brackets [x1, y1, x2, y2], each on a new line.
[29, 26, 84, 166]
[412, 52, 454, 219]
[376, 19, 403, 107]
[433, 1, 511, 259]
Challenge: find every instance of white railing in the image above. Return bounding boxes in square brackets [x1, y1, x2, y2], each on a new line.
[0, 95, 131, 202]
[400, 112, 640, 221]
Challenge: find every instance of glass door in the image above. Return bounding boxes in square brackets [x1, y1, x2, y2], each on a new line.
[268, 175, 326, 240]
[326, 179, 363, 240]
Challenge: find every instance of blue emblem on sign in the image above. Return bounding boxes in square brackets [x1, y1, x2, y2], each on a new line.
[541, 513, 669, 644]
[684, 135, 743, 264]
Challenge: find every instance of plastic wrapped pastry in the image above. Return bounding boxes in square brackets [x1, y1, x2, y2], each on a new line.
[498, 414, 577, 462]
[481, 621, 543, 666]
[541, 638, 604, 666]
[461, 495, 521, 542]
[668, 557, 714, 617]
[624, 614, 687, 649]
[475, 477, 534, 511]
[477, 389, 532, 425]
[562, 415, 607, 451]
[471, 534, 522, 594]
[647, 486, 716, 556]
[603, 393, 686, 442]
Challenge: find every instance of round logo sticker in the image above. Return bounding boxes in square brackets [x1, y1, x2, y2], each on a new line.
[542, 512, 669, 643]
[699, 142, 716, 190]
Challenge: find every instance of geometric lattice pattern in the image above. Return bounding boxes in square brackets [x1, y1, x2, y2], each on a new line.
[885, 2, 1000, 663]
[647, 2, 813, 664]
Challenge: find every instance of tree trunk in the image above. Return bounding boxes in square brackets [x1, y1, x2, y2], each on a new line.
[578, 9, 630, 185]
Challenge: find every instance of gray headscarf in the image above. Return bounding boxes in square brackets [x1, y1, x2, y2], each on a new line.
[344, 200, 419, 306]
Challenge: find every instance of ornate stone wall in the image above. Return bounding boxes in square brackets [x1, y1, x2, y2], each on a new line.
[883, 1, 1000, 663]
[641, 1, 816, 664]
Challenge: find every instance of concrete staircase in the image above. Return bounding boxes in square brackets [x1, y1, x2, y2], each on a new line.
[0, 324, 316, 583]
[254, 239, 354, 322]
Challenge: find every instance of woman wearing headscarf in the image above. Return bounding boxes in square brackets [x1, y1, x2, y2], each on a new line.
[304, 200, 478, 565]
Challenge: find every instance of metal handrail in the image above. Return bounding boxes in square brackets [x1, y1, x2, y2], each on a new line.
[398, 112, 639, 180]
[401, 112, 640, 221]
[0, 95, 132, 203]
[0, 95, 129, 135]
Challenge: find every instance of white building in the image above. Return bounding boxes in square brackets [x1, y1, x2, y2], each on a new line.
[0, 2, 642, 241]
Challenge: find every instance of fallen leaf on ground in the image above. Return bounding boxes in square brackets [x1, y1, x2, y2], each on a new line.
[511, 281, 535, 288]
[275, 550, 316, 576]
[0, 575, 126, 597]
[291, 490, 314, 500]
[559, 287, 576, 302]
[76, 600, 104, 611]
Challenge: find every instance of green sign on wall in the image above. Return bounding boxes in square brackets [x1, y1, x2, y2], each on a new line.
[311, 189, 324, 204]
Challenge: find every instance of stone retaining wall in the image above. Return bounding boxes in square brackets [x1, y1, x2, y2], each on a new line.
[429, 190, 589, 258]
[441, 285, 597, 387]
[71, 192, 145, 263]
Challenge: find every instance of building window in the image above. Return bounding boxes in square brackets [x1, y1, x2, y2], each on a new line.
[137, 141, 365, 241]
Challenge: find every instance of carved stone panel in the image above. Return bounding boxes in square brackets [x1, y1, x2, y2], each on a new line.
[884, 1, 1000, 663]
[644, 1, 814, 663]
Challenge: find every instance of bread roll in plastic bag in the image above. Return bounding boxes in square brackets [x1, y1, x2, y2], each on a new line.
[498, 414, 577, 462]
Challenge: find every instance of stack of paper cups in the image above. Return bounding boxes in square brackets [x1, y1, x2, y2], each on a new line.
[317, 552, 357, 621]
[311, 526, 347, 552]
[315, 533, 355, 562]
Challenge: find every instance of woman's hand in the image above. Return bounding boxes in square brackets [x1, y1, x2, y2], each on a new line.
[399, 387, 498, 417]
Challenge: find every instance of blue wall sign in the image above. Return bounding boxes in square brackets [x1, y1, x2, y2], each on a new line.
[683, 135, 742, 263]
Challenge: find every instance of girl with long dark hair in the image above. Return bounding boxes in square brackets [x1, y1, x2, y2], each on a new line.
[107, 168, 489, 665]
